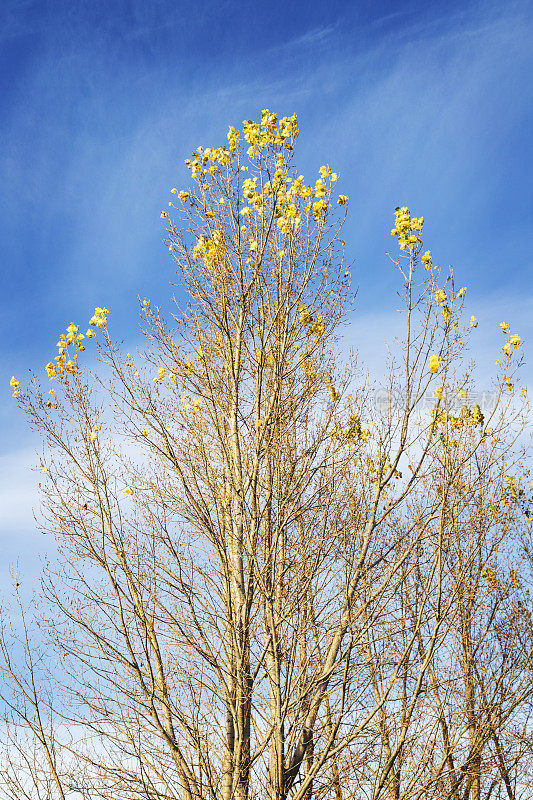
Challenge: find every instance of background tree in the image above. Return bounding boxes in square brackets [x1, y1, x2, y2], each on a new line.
[3, 110, 533, 800]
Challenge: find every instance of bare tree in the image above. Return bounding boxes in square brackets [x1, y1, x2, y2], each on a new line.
[3, 110, 532, 800]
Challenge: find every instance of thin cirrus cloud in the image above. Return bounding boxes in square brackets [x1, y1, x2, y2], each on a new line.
[268, 23, 339, 53]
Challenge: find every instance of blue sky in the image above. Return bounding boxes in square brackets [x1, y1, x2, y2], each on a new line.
[1, 0, 532, 587]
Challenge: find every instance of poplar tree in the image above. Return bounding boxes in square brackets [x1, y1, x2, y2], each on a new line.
[3, 110, 532, 800]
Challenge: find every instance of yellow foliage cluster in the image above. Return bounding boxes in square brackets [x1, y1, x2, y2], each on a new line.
[192, 230, 234, 284]
[431, 403, 485, 432]
[503, 333, 521, 356]
[324, 372, 340, 402]
[298, 354, 316, 381]
[299, 304, 325, 343]
[9, 376, 20, 398]
[390, 206, 424, 251]
[329, 414, 370, 446]
[181, 394, 203, 413]
[429, 354, 442, 374]
[43, 309, 109, 381]
[163, 110, 348, 234]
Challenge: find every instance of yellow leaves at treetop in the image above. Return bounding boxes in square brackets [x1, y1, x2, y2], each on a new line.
[161, 110, 348, 243]
[390, 206, 424, 250]
[241, 111, 299, 156]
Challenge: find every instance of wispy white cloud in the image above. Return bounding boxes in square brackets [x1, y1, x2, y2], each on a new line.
[269, 23, 337, 54]
[0, 448, 39, 534]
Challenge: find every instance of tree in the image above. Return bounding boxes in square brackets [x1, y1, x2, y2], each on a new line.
[3, 110, 533, 800]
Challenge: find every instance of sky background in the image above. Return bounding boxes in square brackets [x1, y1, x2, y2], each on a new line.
[1, 0, 532, 593]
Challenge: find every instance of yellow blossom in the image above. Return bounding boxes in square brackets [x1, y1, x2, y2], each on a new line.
[170, 188, 177, 194]
[470, 316, 478, 328]
[435, 290, 446, 304]
[434, 386, 444, 399]
[314, 179, 326, 198]
[337, 195, 349, 205]
[391, 207, 423, 250]
[312, 199, 328, 220]
[500, 322, 510, 333]
[142, 429, 148, 436]
[472, 404, 484, 426]
[160, 211, 168, 219]
[458, 389, 467, 398]
[503, 333, 521, 355]
[66, 323, 79, 343]
[429, 354, 442, 374]
[125, 488, 134, 496]
[89, 308, 109, 328]
[10, 376, 20, 398]
[178, 190, 189, 201]
[421, 251, 432, 270]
